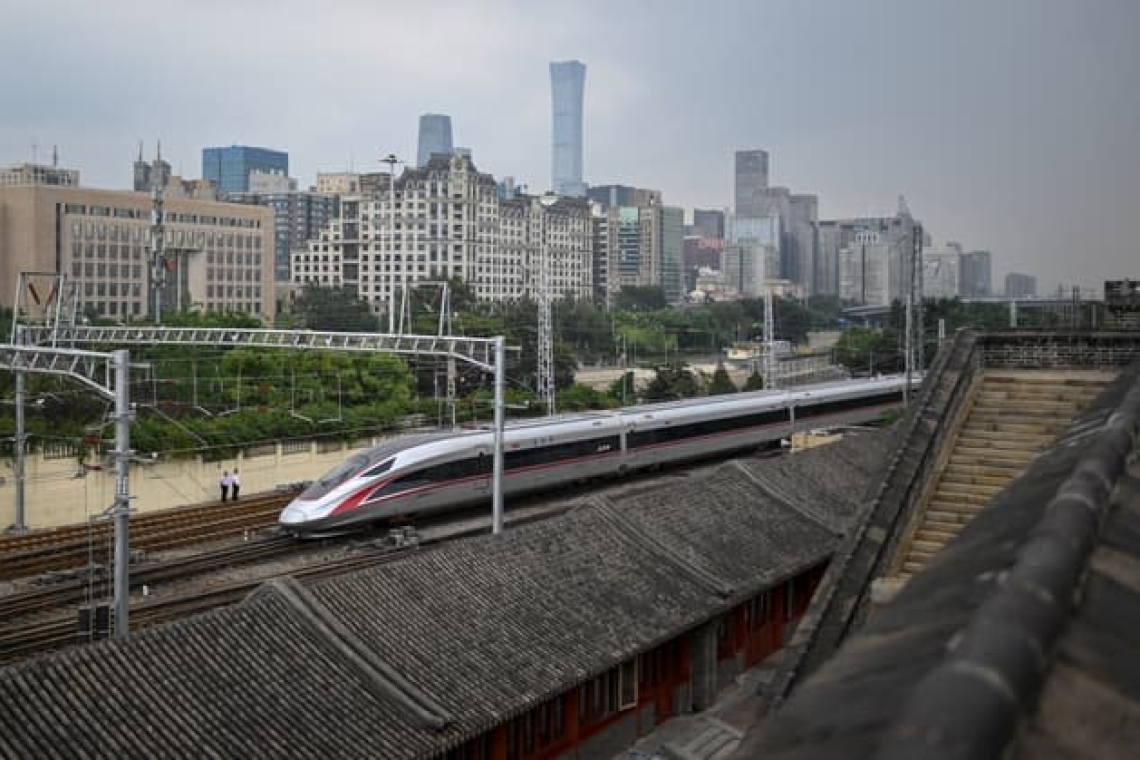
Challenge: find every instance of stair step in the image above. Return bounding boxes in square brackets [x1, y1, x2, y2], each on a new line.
[901, 560, 926, 575]
[940, 463, 1023, 480]
[915, 528, 956, 545]
[929, 495, 997, 511]
[939, 472, 1010, 489]
[922, 519, 966, 536]
[954, 446, 1039, 462]
[937, 480, 1004, 497]
[948, 453, 1030, 470]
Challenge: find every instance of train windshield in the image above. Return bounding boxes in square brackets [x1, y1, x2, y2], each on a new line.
[299, 453, 371, 499]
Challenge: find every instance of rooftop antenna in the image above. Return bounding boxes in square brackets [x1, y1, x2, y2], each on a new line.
[52, 145, 58, 168]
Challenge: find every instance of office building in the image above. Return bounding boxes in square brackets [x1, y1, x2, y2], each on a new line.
[1004, 272, 1037, 298]
[0, 183, 274, 320]
[923, 244, 962, 300]
[734, 150, 769, 217]
[723, 242, 779, 297]
[691, 209, 725, 239]
[202, 145, 289, 194]
[592, 203, 685, 305]
[550, 60, 587, 197]
[416, 114, 454, 168]
[833, 214, 920, 305]
[960, 250, 993, 297]
[1, 161, 79, 188]
[227, 188, 339, 281]
[587, 184, 661, 210]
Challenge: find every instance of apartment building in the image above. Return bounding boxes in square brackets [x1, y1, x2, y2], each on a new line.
[0, 173, 274, 320]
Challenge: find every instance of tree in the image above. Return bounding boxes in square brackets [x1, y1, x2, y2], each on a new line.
[616, 285, 668, 312]
[607, 371, 637, 406]
[290, 284, 377, 332]
[558, 383, 615, 412]
[833, 326, 901, 375]
[707, 361, 738, 395]
[743, 369, 765, 391]
[642, 363, 701, 402]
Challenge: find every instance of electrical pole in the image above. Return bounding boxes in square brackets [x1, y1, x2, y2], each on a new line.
[111, 349, 133, 639]
[763, 287, 776, 389]
[538, 194, 558, 415]
[914, 222, 925, 375]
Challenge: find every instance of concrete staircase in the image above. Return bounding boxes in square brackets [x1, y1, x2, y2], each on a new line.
[897, 370, 1113, 577]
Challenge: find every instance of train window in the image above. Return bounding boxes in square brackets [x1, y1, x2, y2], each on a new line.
[361, 458, 394, 478]
[628, 410, 787, 448]
[505, 436, 620, 470]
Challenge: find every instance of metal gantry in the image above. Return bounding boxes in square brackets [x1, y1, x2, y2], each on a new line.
[17, 324, 510, 534]
[0, 342, 133, 640]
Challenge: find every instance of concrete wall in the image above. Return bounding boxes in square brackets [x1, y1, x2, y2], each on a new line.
[1, 439, 383, 531]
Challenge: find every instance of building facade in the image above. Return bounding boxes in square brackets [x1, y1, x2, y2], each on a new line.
[202, 145, 289, 194]
[290, 155, 593, 313]
[734, 150, 769, 217]
[691, 209, 725, 240]
[592, 203, 685, 306]
[0, 184, 275, 320]
[825, 214, 920, 305]
[587, 184, 661, 210]
[923, 246, 962, 300]
[550, 60, 587, 197]
[227, 189, 339, 282]
[1, 162, 79, 188]
[960, 250, 993, 297]
[1004, 272, 1037, 298]
[416, 114, 454, 168]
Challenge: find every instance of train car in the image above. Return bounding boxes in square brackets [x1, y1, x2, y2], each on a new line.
[279, 374, 909, 536]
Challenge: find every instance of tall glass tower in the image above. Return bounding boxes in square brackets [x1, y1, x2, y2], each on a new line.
[202, 145, 288, 194]
[734, 149, 769, 217]
[550, 60, 587, 197]
[417, 114, 454, 167]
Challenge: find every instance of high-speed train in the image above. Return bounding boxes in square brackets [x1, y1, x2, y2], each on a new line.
[279, 375, 909, 535]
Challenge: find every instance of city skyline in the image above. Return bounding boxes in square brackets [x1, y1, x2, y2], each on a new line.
[2, 0, 1137, 293]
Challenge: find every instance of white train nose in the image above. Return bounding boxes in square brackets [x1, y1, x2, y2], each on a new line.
[279, 505, 309, 526]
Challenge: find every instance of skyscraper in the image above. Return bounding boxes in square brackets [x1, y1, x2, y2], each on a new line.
[416, 114, 454, 168]
[734, 150, 769, 216]
[202, 145, 288, 194]
[550, 60, 587, 197]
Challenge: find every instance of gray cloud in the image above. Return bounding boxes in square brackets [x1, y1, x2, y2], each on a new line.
[2, 0, 1137, 292]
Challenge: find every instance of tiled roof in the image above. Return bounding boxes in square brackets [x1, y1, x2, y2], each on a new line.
[0, 431, 891, 759]
[737, 361, 1140, 760]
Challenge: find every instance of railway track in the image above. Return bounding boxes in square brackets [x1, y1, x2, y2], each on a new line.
[0, 491, 298, 582]
[0, 502, 575, 666]
[0, 537, 418, 665]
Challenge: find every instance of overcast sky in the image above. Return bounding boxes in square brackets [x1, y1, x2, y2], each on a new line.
[2, 0, 1137, 292]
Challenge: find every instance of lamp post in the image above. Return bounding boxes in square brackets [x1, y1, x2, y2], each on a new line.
[381, 154, 401, 334]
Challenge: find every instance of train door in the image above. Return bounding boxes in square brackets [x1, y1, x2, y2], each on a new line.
[474, 449, 491, 497]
